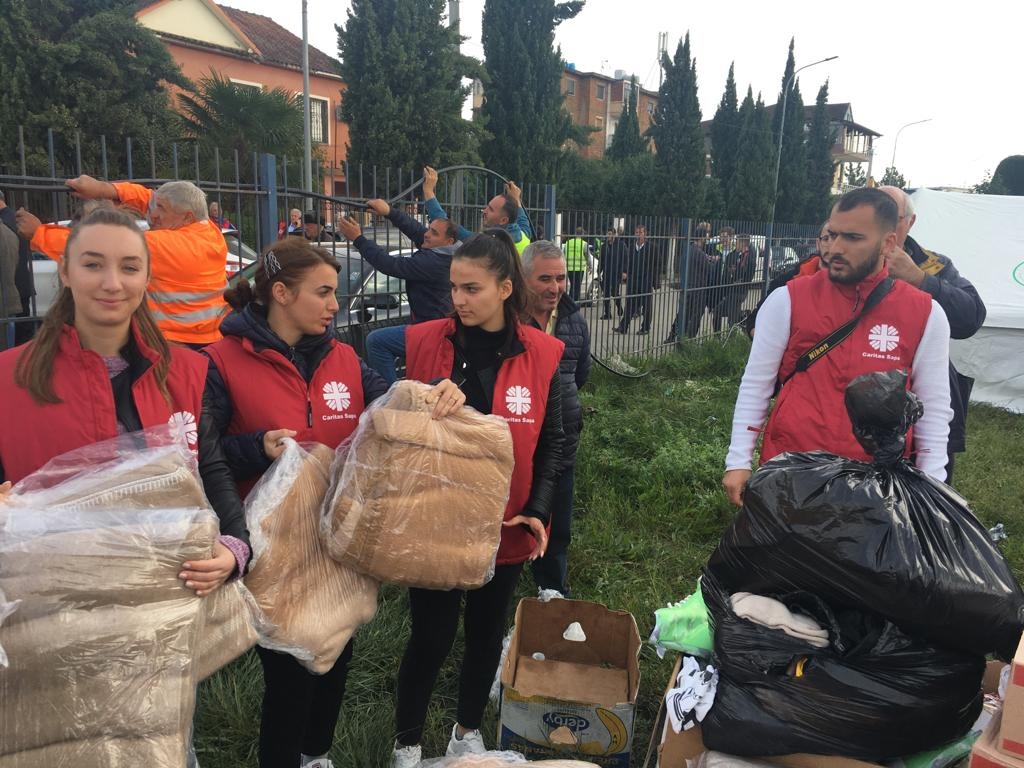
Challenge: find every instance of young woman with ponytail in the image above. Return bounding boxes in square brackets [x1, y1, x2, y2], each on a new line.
[0, 206, 248, 594]
[202, 237, 465, 768]
[391, 229, 565, 765]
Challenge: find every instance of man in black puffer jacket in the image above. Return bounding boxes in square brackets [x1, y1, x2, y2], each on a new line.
[520, 240, 591, 596]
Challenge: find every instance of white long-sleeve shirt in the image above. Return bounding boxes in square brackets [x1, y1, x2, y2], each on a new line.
[725, 286, 953, 481]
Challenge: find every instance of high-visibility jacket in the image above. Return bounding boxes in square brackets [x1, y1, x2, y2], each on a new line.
[563, 237, 588, 271]
[514, 232, 531, 255]
[0, 322, 207, 484]
[30, 182, 229, 344]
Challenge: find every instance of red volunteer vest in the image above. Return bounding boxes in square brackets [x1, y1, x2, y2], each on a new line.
[203, 335, 365, 495]
[405, 318, 565, 566]
[0, 323, 207, 484]
[761, 267, 932, 465]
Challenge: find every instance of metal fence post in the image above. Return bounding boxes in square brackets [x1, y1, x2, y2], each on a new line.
[257, 153, 278, 252]
[543, 184, 557, 245]
[674, 218, 692, 342]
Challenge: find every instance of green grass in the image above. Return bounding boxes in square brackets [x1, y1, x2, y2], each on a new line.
[194, 337, 1024, 766]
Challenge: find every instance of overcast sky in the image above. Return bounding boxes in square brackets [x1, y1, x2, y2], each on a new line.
[229, 0, 1019, 189]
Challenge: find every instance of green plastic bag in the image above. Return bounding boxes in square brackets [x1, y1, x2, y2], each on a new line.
[650, 583, 713, 658]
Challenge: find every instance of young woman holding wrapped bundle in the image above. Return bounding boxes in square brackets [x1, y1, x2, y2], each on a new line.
[0, 206, 248, 594]
[203, 237, 465, 768]
[391, 228, 565, 765]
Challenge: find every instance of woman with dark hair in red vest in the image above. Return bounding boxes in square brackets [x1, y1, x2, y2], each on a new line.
[203, 237, 465, 768]
[391, 229, 565, 766]
[0, 206, 249, 592]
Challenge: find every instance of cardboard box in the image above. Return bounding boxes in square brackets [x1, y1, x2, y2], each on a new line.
[1000, 634, 1024, 758]
[972, 710, 1024, 768]
[498, 598, 641, 767]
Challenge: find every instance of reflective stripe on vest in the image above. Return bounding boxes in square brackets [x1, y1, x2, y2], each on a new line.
[564, 238, 587, 271]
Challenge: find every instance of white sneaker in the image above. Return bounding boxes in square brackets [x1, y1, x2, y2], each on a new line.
[445, 724, 487, 756]
[390, 743, 421, 768]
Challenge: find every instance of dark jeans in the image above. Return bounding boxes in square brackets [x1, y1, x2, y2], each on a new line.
[945, 452, 956, 486]
[568, 270, 584, 302]
[395, 563, 524, 746]
[617, 292, 652, 332]
[600, 285, 622, 317]
[531, 468, 575, 596]
[256, 641, 354, 767]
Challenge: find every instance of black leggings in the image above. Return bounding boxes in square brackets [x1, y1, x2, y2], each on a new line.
[394, 563, 524, 746]
[256, 641, 353, 767]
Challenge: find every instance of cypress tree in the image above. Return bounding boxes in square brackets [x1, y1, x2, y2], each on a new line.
[728, 88, 774, 221]
[773, 38, 807, 223]
[710, 63, 739, 207]
[606, 76, 647, 160]
[338, 0, 480, 178]
[647, 33, 705, 216]
[479, 0, 585, 183]
[803, 81, 835, 223]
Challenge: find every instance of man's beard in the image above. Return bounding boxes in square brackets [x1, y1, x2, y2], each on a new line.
[828, 245, 882, 285]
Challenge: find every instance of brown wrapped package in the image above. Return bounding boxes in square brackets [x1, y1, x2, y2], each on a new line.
[244, 442, 379, 674]
[325, 380, 514, 590]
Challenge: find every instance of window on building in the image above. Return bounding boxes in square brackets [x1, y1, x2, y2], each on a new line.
[606, 120, 617, 149]
[647, 102, 655, 116]
[566, 78, 576, 96]
[309, 97, 330, 144]
[229, 78, 262, 94]
[597, 83, 606, 100]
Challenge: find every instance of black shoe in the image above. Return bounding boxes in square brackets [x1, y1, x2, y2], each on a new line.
[599, 313, 611, 320]
[637, 328, 650, 335]
[613, 326, 626, 334]
[663, 335, 675, 345]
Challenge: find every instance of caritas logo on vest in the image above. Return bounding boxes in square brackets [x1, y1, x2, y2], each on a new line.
[862, 323, 902, 361]
[503, 385, 537, 424]
[321, 381, 358, 421]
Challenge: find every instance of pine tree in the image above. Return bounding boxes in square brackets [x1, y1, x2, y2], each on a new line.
[647, 33, 705, 216]
[606, 76, 647, 160]
[803, 81, 835, 224]
[0, 0, 186, 176]
[479, 0, 585, 183]
[338, 0, 481, 178]
[709, 63, 739, 208]
[728, 88, 774, 221]
[879, 166, 906, 189]
[845, 164, 867, 187]
[773, 38, 807, 223]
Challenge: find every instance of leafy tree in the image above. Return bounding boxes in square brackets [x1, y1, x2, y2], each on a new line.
[803, 81, 836, 223]
[844, 163, 867, 187]
[772, 38, 807, 223]
[992, 154, 1024, 195]
[709, 63, 739, 207]
[647, 33, 705, 216]
[606, 76, 647, 160]
[479, 0, 585, 183]
[879, 165, 906, 189]
[972, 169, 1008, 195]
[0, 0, 186, 177]
[728, 89, 774, 221]
[337, 0, 482, 177]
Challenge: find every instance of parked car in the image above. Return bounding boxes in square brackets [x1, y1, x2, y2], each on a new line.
[222, 229, 259, 276]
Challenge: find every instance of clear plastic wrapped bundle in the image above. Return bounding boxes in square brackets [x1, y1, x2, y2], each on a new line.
[244, 440, 379, 674]
[324, 380, 515, 590]
[421, 755, 599, 767]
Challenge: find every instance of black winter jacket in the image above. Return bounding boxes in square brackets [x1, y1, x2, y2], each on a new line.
[352, 207, 459, 322]
[527, 294, 591, 467]
[202, 304, 388, 480]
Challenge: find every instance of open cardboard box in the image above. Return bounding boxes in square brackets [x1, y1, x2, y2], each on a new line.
[498, 597, 641, 766]
[653, 654, 1008, 768]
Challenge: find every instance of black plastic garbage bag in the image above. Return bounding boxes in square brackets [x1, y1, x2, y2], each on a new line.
[707, 370, 1024, 660]
[699, 575, 985, 760]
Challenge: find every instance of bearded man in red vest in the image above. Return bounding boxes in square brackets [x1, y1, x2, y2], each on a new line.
[722, 187, 953, 506]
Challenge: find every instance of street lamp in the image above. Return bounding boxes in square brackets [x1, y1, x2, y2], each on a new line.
[301, 0, 314, 205]
[765, 55, 837, 270]
[889, 118, 932, 171]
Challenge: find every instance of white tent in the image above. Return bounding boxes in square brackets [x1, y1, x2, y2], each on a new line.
[908, 188, 1024, 413]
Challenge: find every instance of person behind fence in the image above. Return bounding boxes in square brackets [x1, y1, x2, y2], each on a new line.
[664, 221, 712, 343]
[562, 226, 589, 302]
[16, 175, 229, 348]
[280, 207, 303, 237]
[208, 200, 233, 229]
[520, 240, 591, 597]
[336, 196, 461, 384]
[421, 166, 533, 255]
[721, 187, 954, 506]
[615, 224, 656, 336]
[0, 206, 248, 590]
[0, 190, 35, 345]
[878, 185, 986, 484]
[713, 233, 756, 330]
[391, 229, 564, 765]
[0, 210, 19, 343]
[599, 226, 625, 319]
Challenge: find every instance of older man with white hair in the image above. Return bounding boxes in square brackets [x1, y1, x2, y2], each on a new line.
[877, 185, 987, 482]
[17, 175, 229, 346]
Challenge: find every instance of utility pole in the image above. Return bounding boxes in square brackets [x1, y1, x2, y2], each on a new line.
[301, 0, 314, 207]
[657, 31, 668, 88]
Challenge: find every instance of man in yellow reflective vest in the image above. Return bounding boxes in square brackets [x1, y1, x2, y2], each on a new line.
[17, 176, 229, 347]
[562, 227, 589, 302]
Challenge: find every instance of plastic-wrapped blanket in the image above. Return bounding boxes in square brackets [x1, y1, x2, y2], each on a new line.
[244, 440, 378, 673]
[324, 380, 514, 590]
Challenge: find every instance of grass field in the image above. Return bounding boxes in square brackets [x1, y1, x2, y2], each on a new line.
[194, 337, 1024, 767]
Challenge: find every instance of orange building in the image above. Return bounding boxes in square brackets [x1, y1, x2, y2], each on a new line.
[561, 67, 659, 159]
[136, 0, 348, 195]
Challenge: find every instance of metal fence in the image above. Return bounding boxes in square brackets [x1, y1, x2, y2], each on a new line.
[1, 127, 819, 362]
